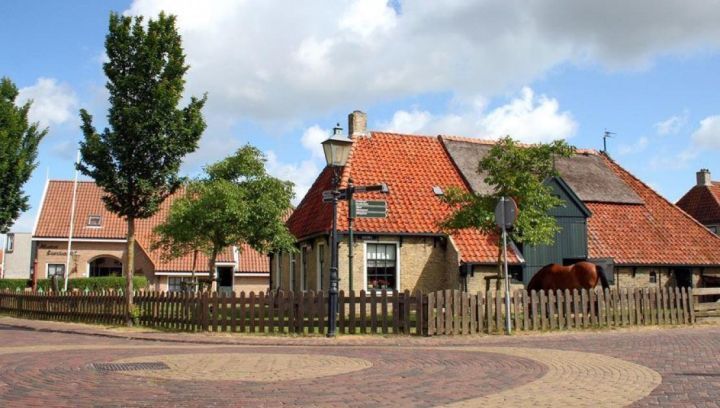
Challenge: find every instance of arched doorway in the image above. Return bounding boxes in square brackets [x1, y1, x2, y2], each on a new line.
[89, 256, 123, 277]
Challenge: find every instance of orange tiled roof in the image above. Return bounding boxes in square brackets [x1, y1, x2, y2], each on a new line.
[33, 181, 264, 273]
[289, 131, 720, 266]
[676, 182, 720, 226]
[238, 243, 269, 273]
[587, 158, 720, 265]
[287, 132, 520, 263]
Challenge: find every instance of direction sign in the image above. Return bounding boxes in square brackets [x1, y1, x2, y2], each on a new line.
[352, 200, 387, 218]
[494, 197, 518, 229]
[322, 190, 347, 203]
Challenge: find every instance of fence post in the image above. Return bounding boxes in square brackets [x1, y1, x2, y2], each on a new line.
[201, 292, 210, 331]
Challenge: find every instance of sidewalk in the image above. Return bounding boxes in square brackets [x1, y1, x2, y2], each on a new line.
[0, 315, 710, 347]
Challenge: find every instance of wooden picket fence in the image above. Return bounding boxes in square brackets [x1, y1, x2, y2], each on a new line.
[0, 289, 426, 335]
[427, 287, 695, 335]
[0, 287, 699, 336]
[691, 287, 720, 323]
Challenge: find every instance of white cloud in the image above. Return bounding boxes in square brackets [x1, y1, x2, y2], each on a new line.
[300, 125, 330, 160]
[123, 0, 720, 122]
[691, 115, 720, 149]
[265, 151, 321, 205]
[379, 87, 577, 142]
[17, 78, 78, 128]
[618, 136, 649, 155]
[655, 112, 688, 135]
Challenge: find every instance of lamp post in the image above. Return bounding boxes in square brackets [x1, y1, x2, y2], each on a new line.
[322, 124, 353, 337]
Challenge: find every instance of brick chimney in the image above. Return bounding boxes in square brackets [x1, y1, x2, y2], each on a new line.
[348, 110, 367, 137]
[697, 168, 712, 186]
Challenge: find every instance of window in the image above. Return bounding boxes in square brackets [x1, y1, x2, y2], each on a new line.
[290, 253, 296, 291]
[649, 271, 657, 284]
[710, 225, 719, 235]
[366, 243, 398, 291]
[87, 215, 102, 227]
[6, 234, 14, 252]
[168, 277, 194, 292]
[301, 248, 308, 291]
[317, 243, 325, 291]
[47, 264, 65, 279]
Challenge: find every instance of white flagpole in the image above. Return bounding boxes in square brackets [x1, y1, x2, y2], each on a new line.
[64, 150, 80, 292]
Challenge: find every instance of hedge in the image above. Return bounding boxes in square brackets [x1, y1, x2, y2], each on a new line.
[0, 276, 148, 292]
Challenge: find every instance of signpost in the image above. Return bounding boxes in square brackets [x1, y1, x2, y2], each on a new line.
[494, 196, 518, 335]
[352, 200, 387, 218]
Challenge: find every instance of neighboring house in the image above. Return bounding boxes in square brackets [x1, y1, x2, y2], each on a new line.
[32, 181, 269, 292]
[2, 232, 34, 279]
[677, 169, 720, 235]
[273, 111, 720, 294]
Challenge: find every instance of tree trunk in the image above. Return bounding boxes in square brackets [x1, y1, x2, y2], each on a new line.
[125, 216, 135, 326]
[208, 248, 218, 293]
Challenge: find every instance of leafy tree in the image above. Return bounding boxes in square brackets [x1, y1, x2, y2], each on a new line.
[442, 137, 575, 283]
[153, 146, 296, 291]
[78, 13, 206, 324]
[0, 78, 46, 233]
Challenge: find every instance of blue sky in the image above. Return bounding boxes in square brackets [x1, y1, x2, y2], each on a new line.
[2, 0, 720, 234]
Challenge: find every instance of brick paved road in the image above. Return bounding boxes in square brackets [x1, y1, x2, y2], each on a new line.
[0, 318, 718, 407]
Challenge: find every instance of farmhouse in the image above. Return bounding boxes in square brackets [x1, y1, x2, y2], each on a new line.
[273, 111, 720, 294]
[31, 180, 270, 293]
[677, 169, 720, 235]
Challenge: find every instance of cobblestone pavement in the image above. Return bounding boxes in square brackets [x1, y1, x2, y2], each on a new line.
[0, 318, 719, 407]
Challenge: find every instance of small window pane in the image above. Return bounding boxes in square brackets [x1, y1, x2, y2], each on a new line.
[366, 244, 397, 291]
[48, 264, 65, 278]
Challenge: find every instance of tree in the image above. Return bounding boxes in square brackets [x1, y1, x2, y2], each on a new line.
[153, 145, 296, 292]
[78, 13, 206, 324]
[0, 78, 46, 233]
[442, 137, 575, 284]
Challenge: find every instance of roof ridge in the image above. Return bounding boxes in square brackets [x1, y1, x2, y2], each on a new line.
[603, 154, 720, 240]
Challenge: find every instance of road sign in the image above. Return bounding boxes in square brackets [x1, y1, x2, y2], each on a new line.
[352, 200, 387, 218]
[322, 190, 346, 203]
[494, 197, 518, 229]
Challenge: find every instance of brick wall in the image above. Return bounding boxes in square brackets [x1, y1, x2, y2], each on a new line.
[34, 240, 156, 285]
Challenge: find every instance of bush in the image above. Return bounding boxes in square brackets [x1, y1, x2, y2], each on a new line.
[1, 276, 148, 292]
[0, 279, 31, 291]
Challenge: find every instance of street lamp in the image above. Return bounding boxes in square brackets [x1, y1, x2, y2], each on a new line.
[322, 124, 353, 337]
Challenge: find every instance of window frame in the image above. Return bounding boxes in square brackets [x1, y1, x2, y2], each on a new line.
[363, 241, 400, 292]
[316, 242, 325, 291]
[273, 253, 281, 290]
[290, 252, 296, 292]
[87, 215, 102, 228]
[6, 234, 14, 252]
[300, 246, 309, 291]
[46, 263, 66, 279]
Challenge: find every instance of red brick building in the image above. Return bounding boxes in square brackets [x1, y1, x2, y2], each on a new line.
[677, 169, 720, 235]
[273, 111, 720, 294]
[32, 181, 269, 292]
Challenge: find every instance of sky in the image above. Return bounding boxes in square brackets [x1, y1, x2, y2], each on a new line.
[2, 0, 720, 236]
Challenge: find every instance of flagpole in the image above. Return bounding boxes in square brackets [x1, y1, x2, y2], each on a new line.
[64, 150, 80, 292]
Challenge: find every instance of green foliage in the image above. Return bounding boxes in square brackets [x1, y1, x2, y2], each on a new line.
[0, 279, 30, 291]
[153, 145, 296, 281]
[0, 78, 46, 233]
[77, 12, 206, 220]
[442, 137, 575, 246]
[0, 277, 148, 292]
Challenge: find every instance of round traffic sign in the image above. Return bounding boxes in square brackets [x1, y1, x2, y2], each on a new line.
[494, 197, 518, 229]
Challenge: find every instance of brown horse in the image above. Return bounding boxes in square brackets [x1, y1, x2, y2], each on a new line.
[527, 261, 609, 292]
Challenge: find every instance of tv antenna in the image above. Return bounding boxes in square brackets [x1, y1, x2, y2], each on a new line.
[603, 129, 615, 154]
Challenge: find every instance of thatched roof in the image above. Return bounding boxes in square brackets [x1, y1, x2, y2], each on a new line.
[441, 138, 643, 204]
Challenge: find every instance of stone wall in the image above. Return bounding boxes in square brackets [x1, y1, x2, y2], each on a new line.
[272, 235, 458, 293]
